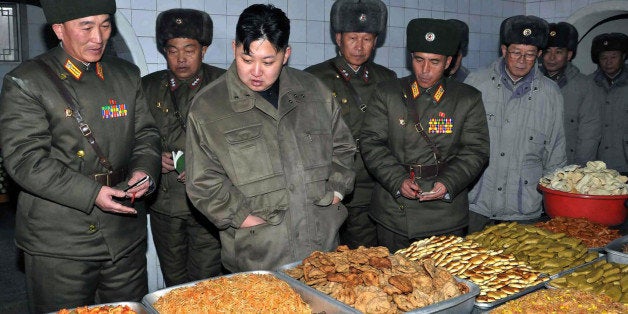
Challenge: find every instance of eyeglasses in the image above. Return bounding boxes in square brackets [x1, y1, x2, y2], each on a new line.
[507, 50, 538, 61]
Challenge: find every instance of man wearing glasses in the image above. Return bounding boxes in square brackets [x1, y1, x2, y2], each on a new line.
[465, 15, 567, 233]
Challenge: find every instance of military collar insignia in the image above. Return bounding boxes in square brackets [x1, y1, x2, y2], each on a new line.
[96, 62, 104, 81]
[169, 73, 203, 91]
[410, 80, 445, 103]
[425, 32, 436, 42]
[63, 58, 104, 81]
[523, 28, 532, 36]
[64, 59, 83, 80]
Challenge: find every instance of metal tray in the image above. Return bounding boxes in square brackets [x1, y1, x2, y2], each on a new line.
[141, 270, 349, 314]
[545, 255, 614, 290]
[277, 261, 481, 314]
[49, 302, 148, 314]
[472, 279, 548, 311]
[605, 235, 628, 264]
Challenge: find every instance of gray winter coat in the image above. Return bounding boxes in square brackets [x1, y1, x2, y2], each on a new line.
[466, 58, 567, 220]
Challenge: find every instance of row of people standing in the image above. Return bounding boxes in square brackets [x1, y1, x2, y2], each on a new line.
[0, 0, 625, 312]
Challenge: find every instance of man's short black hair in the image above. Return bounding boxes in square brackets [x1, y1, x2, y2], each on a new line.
[235, 4, 290, 54]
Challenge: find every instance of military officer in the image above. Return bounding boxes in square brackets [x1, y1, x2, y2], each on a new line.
[541, 22, 602, 165]
[305, 0, 396, 249]
[446, 19, 471, 82]
[141, 9, 224, 287]
[186, 4, 356, 272]
[0, 0, 161, 311]
[360, 18, 490, 252]
[589, 32, 628, 175]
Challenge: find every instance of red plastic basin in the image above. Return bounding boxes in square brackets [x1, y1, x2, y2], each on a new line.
[538, 184, 628, 226]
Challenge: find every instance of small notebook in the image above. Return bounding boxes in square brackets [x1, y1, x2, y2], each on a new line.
[172, 150, 185, 173]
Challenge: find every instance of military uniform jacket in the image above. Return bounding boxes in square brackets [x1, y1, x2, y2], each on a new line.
[466, 58, 567, 220]
[359, 76, 489, 238]
[544, 62, 602, 165]
[305, 56, 396, 207]
[186, 63, 356, 271]
[0, 46, 161, 261]
[142, 64, 225, 217]
[590, 66, 628, 173]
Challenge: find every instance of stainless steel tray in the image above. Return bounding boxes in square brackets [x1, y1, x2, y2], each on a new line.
[605, 235, 628, 264]
[277, 261, 481, 314]
[141, 270, 349, 314]
[49, 302, 148, 314]
[545, 255, 613, 290]
[472, 279, 548, 311]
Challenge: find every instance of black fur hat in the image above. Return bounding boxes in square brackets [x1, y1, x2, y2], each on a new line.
[590, 32, 628, 64]
[547, 22, 579, 56]
[330, 0, 387, 35]
[407, 18, 460, 56]
[500, 15, 549, 49]
[448, 19, 469, 56]
[41, 0, 116, 24]
[156, 9, 213, 54]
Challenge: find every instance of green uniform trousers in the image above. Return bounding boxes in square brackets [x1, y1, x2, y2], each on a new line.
[25, 242, 147, 313]
[149, 210, 221, 286]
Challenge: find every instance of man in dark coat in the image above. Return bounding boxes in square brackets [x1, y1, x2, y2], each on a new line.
[541, 22, 602, 165]
[360, 18, 490, 252]
[446, 19, 471, 82]
[0, 0, 161, 311]
[305, 0, 396, 248]
[589, 32, 628, 174]
[141, 8, 224, 287]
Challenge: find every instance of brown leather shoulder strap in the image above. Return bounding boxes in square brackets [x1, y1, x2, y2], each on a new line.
[35, 59, 114, 172]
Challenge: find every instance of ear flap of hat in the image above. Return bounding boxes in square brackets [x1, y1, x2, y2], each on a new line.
[591, 32, 628, 64]
[330, 0, 387, 35]
[500, 15, 549, 49]
[156, 9, 213, 54]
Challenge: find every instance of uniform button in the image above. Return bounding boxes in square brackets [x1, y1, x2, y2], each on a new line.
[605, 124, 609, 127]
[529, 136, 533, 140]
[288, 184, 295, 191]
[570, 119, 574, 123]
[250, 230, 255, 235]
[524, 180, 528, 184]
[76, 150, 85, 158]
[492, 214, 497, 218]
[500, 152, 505, 156]
[605, 146, 609, 149]
[497, 187, 502, 191]
[570, 149, 574, 152]
[164, 108, 169, 113]
[88, 224, 96, 232]
[332, 92, 337, 97]
[341, 98, 348, 104]
[399, 204, 404, 210]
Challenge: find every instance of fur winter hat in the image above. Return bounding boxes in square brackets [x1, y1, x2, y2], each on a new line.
[330, 0, 387, 35]
[156, 9, 213, 54]
[500, 15, 549, 49]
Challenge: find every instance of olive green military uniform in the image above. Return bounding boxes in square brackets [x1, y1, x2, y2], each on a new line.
[142, 63, 224, 285]
[360, 76, 490, 252]
[0, 46, 161, 311]
[305, 56, 396, 248]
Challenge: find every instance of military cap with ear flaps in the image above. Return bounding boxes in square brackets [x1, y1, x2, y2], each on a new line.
[500, 15, 549, 49]
[406, 18, 460, 56]
[331, 0, 387, 35]
[448, 19, 469, 56]
[590, 32, 628, 64]
[156, 9, 213, 54]
[40, 0, 116, 24]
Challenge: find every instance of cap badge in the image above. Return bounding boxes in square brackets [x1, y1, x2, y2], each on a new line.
[175, 18, 183, 25]
[425, 32, 436, 42]
[523, 28, 532, 36]
[359, 13, 367, 23]
[603, 40, 609, 46]
[549, 30, 556, 37]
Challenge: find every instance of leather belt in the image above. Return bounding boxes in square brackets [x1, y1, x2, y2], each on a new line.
[90, 167, 128, 187]
[404, 162, 446, 179]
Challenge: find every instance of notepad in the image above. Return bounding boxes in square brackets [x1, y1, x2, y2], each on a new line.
[172, 150, 185, 173]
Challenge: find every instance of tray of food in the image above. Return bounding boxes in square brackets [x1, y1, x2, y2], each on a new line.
[534, 216, 622, 250]
[546, 257, 627, 303]
[605, 235, 628, 264]
[54, 302, 148, 314]
[490, 288, 628, 313]
[395, 234, 548, 309]
[142, 270, 348, 314]
[279, 245, 479, 314]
